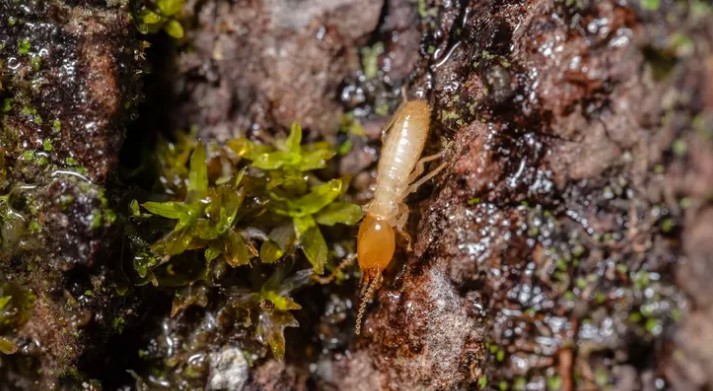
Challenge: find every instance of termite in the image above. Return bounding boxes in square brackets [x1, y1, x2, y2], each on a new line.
[355, 99, 447, 334]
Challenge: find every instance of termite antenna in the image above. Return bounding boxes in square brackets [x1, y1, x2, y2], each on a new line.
[313, 254, 356, 284]
[355, 273, 382, 335]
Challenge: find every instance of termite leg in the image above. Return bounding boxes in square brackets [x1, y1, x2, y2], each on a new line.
[407, 161, 448, 195]
[355, 272, 383, 335]
[394, 203, 412, 251]
[407, 151, 443, 185]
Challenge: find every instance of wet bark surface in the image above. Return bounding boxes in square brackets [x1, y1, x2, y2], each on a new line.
[0, 0, 144, 388]
[2, 0, 713, 390]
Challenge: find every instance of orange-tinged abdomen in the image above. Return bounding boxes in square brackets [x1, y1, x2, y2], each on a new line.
[357, 214, 395, 279]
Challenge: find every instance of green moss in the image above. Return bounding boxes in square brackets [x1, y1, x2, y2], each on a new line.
[417, 0, 438, 19]
[104, 209, 117, 225]
[0, 193, 28, 251]
[467, 197, 481, 205]
[131, 121, 361, 361]
[0, 282, 35, 355]
[20, 105, 33, 116]
[132, 0, 186, 39]
[660, 217, 675, 233]
[640, 0, 659, 11]
[340, 113, 366, 137]
[139, 123, 360, 278]
[547, 375, 562, 390]
[17, 38, 30, 55]
[361, 43, 384, 80]
[337, 139, 352, 156]
[42, 139, 53, 152]
[30, 56, 41, 72]
[672, 139, 687, 157]
[111, 316, 126, 334]
[441, 110, 459, 121]
[27, 219, 41, 234]
[513, 377, 526, 391]
[90, 209, 103, 230]
[36, 155, 48, 167]
[128, 119, 364, 364]
[2, 98, 13, 113]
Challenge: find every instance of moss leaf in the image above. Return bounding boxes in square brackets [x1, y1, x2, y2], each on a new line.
[275, 179, 343, 217]
[257, 310, 299, 360]
[297, 148, 335, 171]
[293, 215, 316, 237]
[151, 227, 195, 256]
[194, 218, 222, 241]
[0, 337, 16, 354]
[251, 151, 298, 170]
[0, 283, 35, 330]
[171, 285, 209, 317]
[314, 201, 362, 226]
[142, 201, 188, 220]
[259, 224, 295, 263]
[285, 121, 302, 153]
[133, 252, 160, 280]
[187, 141, 208, 200]
[204, 242, 222, 262]
[157, 0, 184, 16]
[260, 240, 283, 264]
[129, 199, 141, 217]
[262, 291, 302, 311]
[164, 20, 184, 39]
[140, 9, 162, 26]
[300, 226, 327, 274]
[224, 230, 251, 267]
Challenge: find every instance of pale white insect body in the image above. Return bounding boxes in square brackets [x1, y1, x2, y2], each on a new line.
[366, 100, 431, 223]
[355, 99, 445, 334]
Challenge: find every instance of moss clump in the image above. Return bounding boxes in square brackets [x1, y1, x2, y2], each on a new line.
[130, 122, 361, 363]
[0, 193, 27, 251]
[0, 282, 35, 354]
[228, 267, 311, 359]
[131, 0, 186, 39]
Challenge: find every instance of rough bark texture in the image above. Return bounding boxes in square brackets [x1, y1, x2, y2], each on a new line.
[2, 0, 713, 390]
[174, 0, 383, 141]
[0, 0, 143, 388]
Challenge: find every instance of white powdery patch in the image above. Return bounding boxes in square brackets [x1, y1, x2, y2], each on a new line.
[396, 267, 476, 389]
[207, 345, 249, 391]
[426, 268, 475, 378]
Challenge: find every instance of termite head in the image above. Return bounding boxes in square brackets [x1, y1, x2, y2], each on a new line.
[356, 213, 395, 278]
[355, 213, 394, 334]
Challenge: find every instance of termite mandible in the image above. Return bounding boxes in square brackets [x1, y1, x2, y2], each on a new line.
[355, 98, 447, 334]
